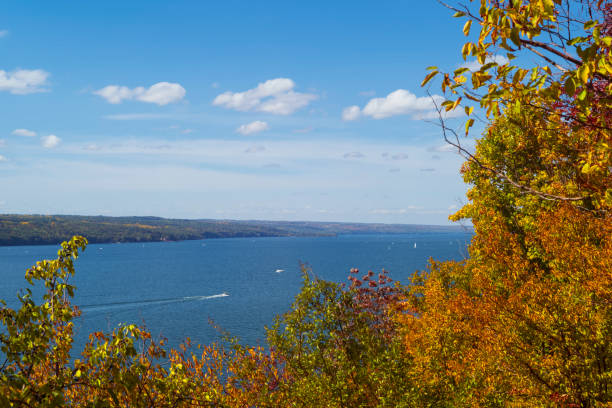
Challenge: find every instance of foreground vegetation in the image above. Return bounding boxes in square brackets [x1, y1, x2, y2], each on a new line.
[1, 0, 610, 406]
[0, 214, 463, 246]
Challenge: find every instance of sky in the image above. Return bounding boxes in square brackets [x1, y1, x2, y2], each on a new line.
[0, 0, 483, 225]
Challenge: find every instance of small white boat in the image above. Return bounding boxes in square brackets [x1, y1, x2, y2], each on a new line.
[414, 243, 417, 248]
[275, 269, 285, 273]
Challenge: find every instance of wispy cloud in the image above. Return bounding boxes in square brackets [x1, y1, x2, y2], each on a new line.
[84, 143, 101, 151]
[236, 120, 269, 135]
[370, 207, 420, 215]
[0, 30, 8, 38]
[213, 78, 317, 115]
[428, 144, 459, 153]
[94, 82, 186, 105]
[12, 128, 37, 137]
[103, 113, 179, 120]
[343, 151, 364, 159]
[244, 145, 265, 153]
[292, 126, 313, 134]
[0, 69, 50, 94]
[0, 154, 6, 162]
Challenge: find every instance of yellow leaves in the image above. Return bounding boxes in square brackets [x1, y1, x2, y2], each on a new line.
[451, 97, 462, 111]
[440, 98, 461, 113]
[465, 118, 475, 136]
[578, 64, 590, 84]
[421, 70, 438, 87]
[463, 20, 472, 36]
[461, 42, 473, 60]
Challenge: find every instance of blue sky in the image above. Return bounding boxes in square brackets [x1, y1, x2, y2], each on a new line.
[0, 1, 481, 225]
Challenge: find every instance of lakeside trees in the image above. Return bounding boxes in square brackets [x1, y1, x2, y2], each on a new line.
[408, 0, 611, 405]
[1, 0, 610, 406]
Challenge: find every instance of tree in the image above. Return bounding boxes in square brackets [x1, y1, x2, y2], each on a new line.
[400, 1, 612, 406]
[264, 267, 413, 407]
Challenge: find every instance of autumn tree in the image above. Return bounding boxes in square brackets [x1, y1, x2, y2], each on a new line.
[402, 0, 612, 406]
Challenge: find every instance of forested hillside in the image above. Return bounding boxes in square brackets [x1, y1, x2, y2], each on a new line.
[0, 214, 464, 246]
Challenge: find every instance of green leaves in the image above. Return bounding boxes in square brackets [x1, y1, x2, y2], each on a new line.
[0, 236, 88, 407]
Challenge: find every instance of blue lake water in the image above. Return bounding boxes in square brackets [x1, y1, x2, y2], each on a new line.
[0, 232, 471, 353]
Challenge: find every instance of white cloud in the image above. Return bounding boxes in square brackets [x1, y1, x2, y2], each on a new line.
[0, 154, 6, 161]
[12, 128, 37, 137]
[342, 90, 445, 120]
[364, 90, 441, 119]
[236, 120, 269, 135]
[391, 153, 409, 160]
[213, 78, 317, 115]
[0, 30, 8, 38]
[0, 140, 5, 148]
[41, 134, 61, 148]
[0, 69, 49, 94]
[342, 105, 361, 121]
[94, 82, 186, 105]
[461, 55, 509, 72]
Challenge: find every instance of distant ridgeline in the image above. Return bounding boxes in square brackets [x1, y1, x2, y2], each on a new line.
[0, 214, 469, 246]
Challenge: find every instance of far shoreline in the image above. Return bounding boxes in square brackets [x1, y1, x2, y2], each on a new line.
[0, 214, 472, 247]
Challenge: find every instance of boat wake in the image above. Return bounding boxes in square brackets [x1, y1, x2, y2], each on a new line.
[78, 293, 229, 314]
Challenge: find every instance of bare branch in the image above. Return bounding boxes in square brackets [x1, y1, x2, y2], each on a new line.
[428, 93, 587, 203]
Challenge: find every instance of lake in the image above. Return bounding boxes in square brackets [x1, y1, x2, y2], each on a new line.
[0, 231, 471, 353]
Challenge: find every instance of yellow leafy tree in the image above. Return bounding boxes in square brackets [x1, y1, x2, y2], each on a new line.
[401, 0, 611, 406]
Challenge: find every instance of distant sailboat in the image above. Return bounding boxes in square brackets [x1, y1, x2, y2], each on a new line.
[414, 243, 417, 248]
[275, 269, 285, 273]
